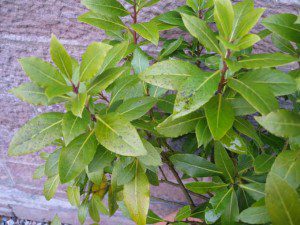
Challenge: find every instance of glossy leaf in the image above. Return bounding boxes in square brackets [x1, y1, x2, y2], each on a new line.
[131, 47, 149, 74]
[210, 188, 233, 214]
[195, 117, 212, 147]
[95, 113, 147, 156]
[132, 21, 159, 46]
[123, 162, 150, 225]
[255, 110, 300, 138]
[139, 60, 201, 90]
[8, 113, 63, 156]
[71, 93, 88, 117]
[204, 94, 234, 140]
[170, 154, 222, 177]
[174, 71, 221, 118]
[88, 145, 115, 173]
[82, 0, 130, 17]
[80, 42, 112, 81]
[214, 0, 234, 39]
[59, 132, 97, 183]
[220, 129, 248, 154]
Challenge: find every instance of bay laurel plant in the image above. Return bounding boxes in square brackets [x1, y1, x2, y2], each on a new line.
[8, 0, 300, 224]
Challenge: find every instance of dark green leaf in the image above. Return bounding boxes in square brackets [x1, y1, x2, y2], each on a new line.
[175, 205, 191, 221]
[186, 181, 228, 194]
[195, 117, 212, 147]
[220, 129, 248, 154]
[253, 154, 275, 174]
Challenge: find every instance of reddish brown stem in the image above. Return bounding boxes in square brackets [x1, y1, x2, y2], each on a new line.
[132, 0, 138, 44]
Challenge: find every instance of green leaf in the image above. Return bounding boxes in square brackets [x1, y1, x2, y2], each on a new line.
[156, 111, 204, 138]
[174, 71, 221, 118]
[88, 67, 128, 95]
[227, 95, 256, 116]
[138, 140, 162, 167]
[71, 93, 88, 118]
[239, 68, 297, 96]
[51, 215, 61, 225]
[98, 41, 129, 74]
[221, 189, 239, 225]
[44, 175, 59, 200]
[195, 117, 212, 147]
[89, 195, 100, 222]
[33, 164, 45, 180]
[214, 142, 235, 183]
[271, 34, 298, 54]
[186, 182, 228, 194]
[132, 21, 159, 46]
[230, 0, 264, 40]
[45, 148, 61, 178]
[239, 183, 265, 201]
[170, 154, 222, 177]
[210, 188, 233, 214]
[67, 186, 81, 207]
[19, 57, 67, 89]
[204, 94, 234, 140]
[234, 117, 263, 147]
[116, 97, 156, 121]
[175, 205, 191, 221]
[59, 132, 97, 183]
[262, 13, 300, 43]
[10, 83, 62, 106]
[50, 34, 73, 79]
[139, 59, 200, 90]
[117, 160, 136, 185]
[214, 0, 234, 39]
[82, 0, 129, 17]
[78, 202, 88, 224]
[95, 113, 147, 156]
[123, 162, 150, 225]
[8, 113, 63, 156]
[270, 150, 300, 189]
[146, 210, 164, 224]
[131, 47, 149, 74]
[234, 34, 261, 51]
[80, 42, 112, 81]
[237, 53, 297, 69]
[253, 154, 275, 174]
[78, 12, 127, 31]
[62, 110, 89, 145]
[238, 206, 271, 224]
[181, 14, 222, 54]
[265, 174, 300, 225]
[255, 110, 300, 138]
[159, 37, 183, 60]
[88, 145, 115, 173]
[220, 129, 248, 154]
[228, 78, 278, 115]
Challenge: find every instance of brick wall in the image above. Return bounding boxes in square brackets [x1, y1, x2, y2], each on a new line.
[0, 0, 299, 224]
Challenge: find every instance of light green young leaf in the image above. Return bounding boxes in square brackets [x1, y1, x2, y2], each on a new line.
[89, 195, 100, 222]
[51, 215, 61, 225]
[33, 164, 45, 180]
[71, 93, 88, 118]
[78, 202, 88, 224]
[214, 0, 234, 39]
[139, 60, 201, 90]
[181, 14, 222, 54]
[132, 21, 159, 46]
[116, 97, 157, 121]
[157, 111, 204, 138]
[88, 67, 128, 95]
[175, 205, 191, 221]
[82, 0, 130, 17]
[117, 160, 136, 185]
[78, 12, 127, 31]
[227, 95, 256, 116]
[228, 78, 278, 115]
[62, 110, 90, 145]
[44, 175, 60, 200]
[8, 112, 63, 156]
[174, 71, 221, 118]
[170, 154, 222, 177]
[95, 113, 147, 156]
[234, 34, 260, 50]
[45, 148, 61, 178]
[195, 117, 212, 147]
[265, 174, 300, 225]
[239, 68, 297, 96]
[50, 34, 73, 79]
[159, 37, 183, 60]
[67, 186, 81, 207]
[186, 182, 228, 194]
[123, 162, 150, 225]
[59, 132, 97, 183]
[80, 42, 112, 81]
[204, 94, 234, 140]
[131, 47, 149, 74]
[262, 13, 300, 43]
[255, 110, 300, 138]
[98, 41, 129, 74]
[238, 206, 270, 224]
[214, 142, 235, 183]
[138, 140, 162, 167]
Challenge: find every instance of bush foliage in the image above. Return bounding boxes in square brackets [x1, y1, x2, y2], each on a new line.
[8, 0, 300, 224]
